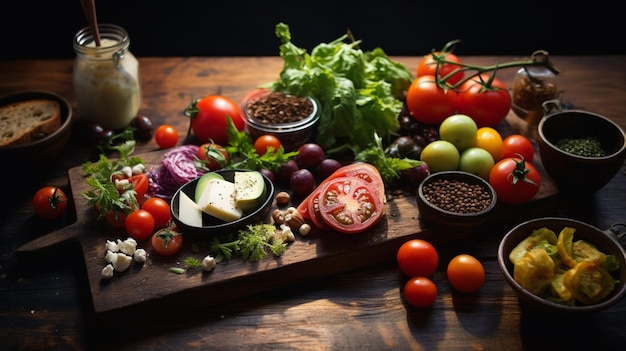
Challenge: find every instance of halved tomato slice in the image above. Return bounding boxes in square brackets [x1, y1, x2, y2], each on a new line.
[324, 162, 386, 204]
[307, 187, 331, 231]
[316, 176, 385, 234]
[128, 173, 149, 201]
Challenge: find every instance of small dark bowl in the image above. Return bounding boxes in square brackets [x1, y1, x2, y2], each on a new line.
[416, 171, 497, 237]
[498, 217, 626, 314]
[170, 169, 275, 237]
[538, 106, 626, 194]
[0, 90, 73, 164]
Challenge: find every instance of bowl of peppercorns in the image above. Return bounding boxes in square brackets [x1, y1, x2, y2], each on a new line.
[538, 102, 626, 195]
[242, 89, 321, 152]
[416, 171, 497, 237]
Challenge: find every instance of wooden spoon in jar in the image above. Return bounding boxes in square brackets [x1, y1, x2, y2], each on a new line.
[80, 0, 101, 46]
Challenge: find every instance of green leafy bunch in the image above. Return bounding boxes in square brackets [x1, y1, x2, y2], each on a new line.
[210, 224, 287, 262]
[268, 22, 414, 155]
[81, 140, 145, 220]
[222, 117, 299, 171]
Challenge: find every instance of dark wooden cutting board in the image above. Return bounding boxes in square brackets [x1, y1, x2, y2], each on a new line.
[19, 114, 559, 314]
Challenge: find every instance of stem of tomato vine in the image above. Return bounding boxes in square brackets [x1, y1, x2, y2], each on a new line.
[431, 42, 560, 90]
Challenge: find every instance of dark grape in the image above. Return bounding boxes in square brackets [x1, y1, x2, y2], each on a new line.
[401, 163, 431, 186]
[275, 160, 299, 184]
[131, 115, 154, 142]
[290, 169, 316, 197]
[258, 168, 275, 183]
[88, 123, 113, 143]
[318, 158, 342, 180]
[295, 143, 325, 169]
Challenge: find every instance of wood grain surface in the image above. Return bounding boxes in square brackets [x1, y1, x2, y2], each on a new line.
[1, 56, 625, 351]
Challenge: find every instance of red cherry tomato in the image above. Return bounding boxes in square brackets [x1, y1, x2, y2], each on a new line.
[104, 210, 127, 228]
[501, 134, 535, 161]
[254, 134, 282, 155]
[403, 276, 438, 308]
[142, 197, 172, 229]
[417, 51, 464, 85]
[155, 124, 179, 149]
[192, 95, 245, 145]
[316, 176, 384, 234]
[151, 225, 183, 256]
[197, 142, 229, 171]
[125, 209, 155, 240]
[32, 186, 68, 219]
[397, 239, 439, 277]
[406, 75, 458, 125]
[457, 73, 512, 127]
[447, 254, 485, 293]
[489, 156, 541, 205]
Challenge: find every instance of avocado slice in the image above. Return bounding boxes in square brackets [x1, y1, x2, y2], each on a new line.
[194, 172, 225, 203]
[234, 171, 266, 212]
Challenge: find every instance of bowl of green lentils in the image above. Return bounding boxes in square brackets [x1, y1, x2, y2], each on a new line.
[538, 103, 626, 195]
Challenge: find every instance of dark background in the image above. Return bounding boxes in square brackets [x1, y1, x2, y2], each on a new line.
[0, 0, 623, 59]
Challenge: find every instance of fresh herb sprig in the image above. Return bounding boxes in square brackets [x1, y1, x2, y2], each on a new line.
[223, 117, 298, 171]
[209, 224, 287, 262]
[355, 133, 423, 185]
[81, 140, 145, 220]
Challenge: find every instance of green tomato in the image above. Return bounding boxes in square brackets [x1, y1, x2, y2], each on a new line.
[439, 114, 478, 152]
[459, 147, 495, 180]
[420, 140, 460, 173]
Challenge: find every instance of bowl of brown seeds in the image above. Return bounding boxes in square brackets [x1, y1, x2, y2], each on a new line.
[416, 170, 497, 237]
[242, 89, 321, 152]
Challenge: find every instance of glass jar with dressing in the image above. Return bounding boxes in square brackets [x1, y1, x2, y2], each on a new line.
[73, 24, 141, 130]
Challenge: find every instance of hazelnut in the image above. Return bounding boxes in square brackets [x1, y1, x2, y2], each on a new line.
[275, 191, 290, 206]
[284, 209, 305, 232]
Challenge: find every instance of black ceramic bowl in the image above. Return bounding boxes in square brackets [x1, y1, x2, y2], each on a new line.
[416, 171, 497, 237]
[170, 169, 275, 236]
[538, 106, 626, 194]
[498, 217, 626, 314]
[0, 90, 73, 164]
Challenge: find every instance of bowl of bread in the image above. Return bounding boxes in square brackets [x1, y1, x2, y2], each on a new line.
[0, 90, 72, 164]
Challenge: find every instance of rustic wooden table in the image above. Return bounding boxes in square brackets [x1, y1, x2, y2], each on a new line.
[1, 55, 625, 350]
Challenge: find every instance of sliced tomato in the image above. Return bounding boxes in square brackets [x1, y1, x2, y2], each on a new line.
[128, 173, 149, 201]
[307, 187, 331, 231]
[324, 162, 386, 204]
[316, 176, 384, 234]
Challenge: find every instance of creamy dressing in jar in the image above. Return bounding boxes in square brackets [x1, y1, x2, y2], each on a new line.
[73, 24, 141, 130]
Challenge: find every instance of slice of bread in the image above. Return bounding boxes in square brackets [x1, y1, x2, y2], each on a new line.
[0, 99, 61, 147]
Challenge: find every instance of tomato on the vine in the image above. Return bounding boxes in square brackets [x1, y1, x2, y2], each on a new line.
[417, 51, 464, 85]
[406, 75, 458, 125]
[403, 276, 438, 308]
[316, 176, 384, 234]
[254, 134, 282, 155]
[192, 95, 245, 145]
[142, 197, 171, 229]
[155, 124, 179, 149]
[197, 142, 229, 171]
[151, 225, 183, 256]
[501, 134, 535, 161]
[397, 239, 439, 278]
[457, 73, 512, 127]
[489, 156, 541, 205]
[125, 209, 155, 240]
[32, 186, 68, 219]
[447, 254, 485, 293]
